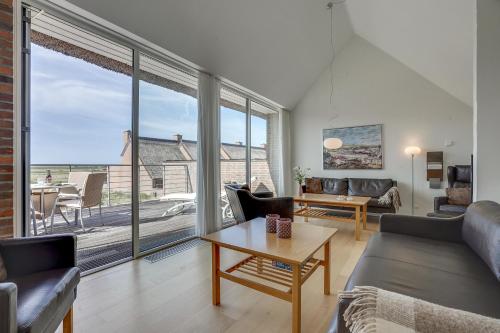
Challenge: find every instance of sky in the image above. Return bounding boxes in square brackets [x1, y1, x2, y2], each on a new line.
[31, 44, 267, 164]
[323, 125, 382, 146]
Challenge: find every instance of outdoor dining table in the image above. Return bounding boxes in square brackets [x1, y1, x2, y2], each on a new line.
[30, 183, 76, 235]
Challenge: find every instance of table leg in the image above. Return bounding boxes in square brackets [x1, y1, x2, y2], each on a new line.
[212, 243, 221, 305]
[323, 241, 330, 295]
[355, 206, 361, 241]
[363, 204, 368, 230]
[292, 263, 302, 333]
[40, 189, 47, 233]
[257, 257, 263, 274]
[304, 203, 309, 222]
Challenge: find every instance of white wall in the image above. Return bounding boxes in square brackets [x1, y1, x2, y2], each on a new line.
[292, 36, 473, 215]
[474, 0, 500, 202]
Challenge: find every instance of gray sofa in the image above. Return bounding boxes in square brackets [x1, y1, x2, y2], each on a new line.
[328, 201, 500, 333]
[303, 177, 398, 213]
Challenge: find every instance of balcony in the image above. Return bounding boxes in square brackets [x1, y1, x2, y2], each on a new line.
[30, 163, 203, 273]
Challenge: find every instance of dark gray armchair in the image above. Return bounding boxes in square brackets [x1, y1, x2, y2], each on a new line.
[0, 234, 80, 333]
[433, 165, 472, 216]
[224, 184, 293, 224]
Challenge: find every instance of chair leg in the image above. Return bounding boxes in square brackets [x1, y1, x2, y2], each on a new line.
[79, 208, 86, 232]
[99, 204, 104, 226]
[59, 207, 71, 225]
[88, 207, 92, 216]
[63, 306, 73, 333]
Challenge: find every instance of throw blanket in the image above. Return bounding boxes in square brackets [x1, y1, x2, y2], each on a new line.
[378, 187, 401, 212]
[338, 286, 500, 333]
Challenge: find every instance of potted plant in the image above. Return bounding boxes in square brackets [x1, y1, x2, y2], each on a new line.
[293, 166, 310, 196]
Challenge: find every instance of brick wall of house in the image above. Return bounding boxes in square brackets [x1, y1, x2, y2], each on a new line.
[0, 0, 13, 238]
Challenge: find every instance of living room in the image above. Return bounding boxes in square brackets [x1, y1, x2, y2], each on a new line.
[0, 1, 499, 333]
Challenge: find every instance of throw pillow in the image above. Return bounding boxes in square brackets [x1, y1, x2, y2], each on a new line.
[305, 178, 322, 194]
[0, 254, 6, 281]
[447, 187, 471, 206]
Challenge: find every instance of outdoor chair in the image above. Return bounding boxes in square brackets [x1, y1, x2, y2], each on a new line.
[52, 173, 107, 232]
[30, 191, 58, 235]
[58, 171, 90, 200]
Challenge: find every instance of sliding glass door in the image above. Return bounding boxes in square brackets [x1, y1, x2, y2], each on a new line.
[28, 8, 133, 272]
[137, 53, 198, 253]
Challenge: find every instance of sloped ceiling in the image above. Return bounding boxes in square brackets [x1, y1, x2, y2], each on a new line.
[345, 0, 474, 107]
[62, 0, 354, 109]
[60, 0, 473, 108]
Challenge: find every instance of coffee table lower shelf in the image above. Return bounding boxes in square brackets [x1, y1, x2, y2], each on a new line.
[222, 256, 321, 300]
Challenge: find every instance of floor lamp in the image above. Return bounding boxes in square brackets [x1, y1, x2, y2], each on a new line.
[405, 146, 422, 215]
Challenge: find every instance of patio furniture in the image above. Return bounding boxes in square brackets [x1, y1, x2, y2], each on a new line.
[159, 191, 233, 220]
[58, 171, 90, 200]
[0, 234, 80, 333]
[30, 191, 58, 235]
[30, 183, 76, 236]
[52, 173, 107, 232]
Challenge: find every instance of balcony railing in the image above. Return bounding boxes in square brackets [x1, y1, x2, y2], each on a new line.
[31, 163, 193, 207]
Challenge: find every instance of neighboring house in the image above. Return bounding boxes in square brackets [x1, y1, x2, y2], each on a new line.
[110, 131, 277, 199]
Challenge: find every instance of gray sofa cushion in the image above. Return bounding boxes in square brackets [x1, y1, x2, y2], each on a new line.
[345, 233, 500, 319]
[348, 178, 393, 198]
[440, 204, 467, 214]
[320, 178, 348, 195]
[463, 201, 500, 281]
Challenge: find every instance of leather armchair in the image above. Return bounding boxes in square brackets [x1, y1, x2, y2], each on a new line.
[0, 234, 80, 333]
[433, 165, 472, 217]
[225, 184, 293, 223]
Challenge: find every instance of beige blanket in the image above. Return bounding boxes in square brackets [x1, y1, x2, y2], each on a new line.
[338, 286, 500, 333]
[378, 187, 401, 212]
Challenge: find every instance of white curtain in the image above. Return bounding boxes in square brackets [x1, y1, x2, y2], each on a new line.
[278, 109, 292, 196]
[196, 73, 222, 235]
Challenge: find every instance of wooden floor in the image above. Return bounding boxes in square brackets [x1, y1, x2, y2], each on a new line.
[61, 216, 378, 333]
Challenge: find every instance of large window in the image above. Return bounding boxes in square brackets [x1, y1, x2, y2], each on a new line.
[138, 53, 198, 253]
[29, 9, 133, 271]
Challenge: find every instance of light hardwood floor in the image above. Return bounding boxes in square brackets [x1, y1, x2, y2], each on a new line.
[62, 216, 378, 333]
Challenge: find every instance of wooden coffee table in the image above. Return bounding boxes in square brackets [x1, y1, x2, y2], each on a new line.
[294, 193, 370, 241]
[201, 218, 337, 333]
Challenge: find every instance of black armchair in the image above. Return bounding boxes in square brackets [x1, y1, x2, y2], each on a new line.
[0, 234, 80, 333]
[224, 184, 293, 224]
[433, 165, 472, 217]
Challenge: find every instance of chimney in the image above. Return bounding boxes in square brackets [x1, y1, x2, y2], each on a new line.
[122, 130, 131, 144]
[174, 133, 183, 144]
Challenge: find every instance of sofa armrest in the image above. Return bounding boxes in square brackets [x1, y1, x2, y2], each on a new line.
[0, 282, 17, 333]
[237, 190, 294, 221]
[379, 214, 464, 242]
[434, 196, 449, 211]
[327, 298, 352, 333]
[0, 234, 76, 278]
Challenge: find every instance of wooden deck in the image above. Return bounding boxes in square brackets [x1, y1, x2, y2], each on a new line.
[32, 200, 202, 272]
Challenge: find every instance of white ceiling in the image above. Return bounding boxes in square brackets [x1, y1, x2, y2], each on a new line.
[345, 0, 474, 107]
[62, 0, 354, 109]
[61, 0, 473, 108]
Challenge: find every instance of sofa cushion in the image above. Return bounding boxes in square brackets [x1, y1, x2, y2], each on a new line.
[305, 178, 322, 194]
[9, 267, 80, 333]
[320, 178, 348, 195]
[463, 201, 500, 281]
[348, 178, 393, 198]
[440, 204, 467, 214]
[345, 233, 500, 319]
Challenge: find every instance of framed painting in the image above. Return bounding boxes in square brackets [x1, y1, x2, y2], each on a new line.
[323, 124, 383, 169]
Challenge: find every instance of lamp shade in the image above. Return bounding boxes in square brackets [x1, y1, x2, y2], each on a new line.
[324, 138, 343, 150]
[404, 146, 422, 155]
